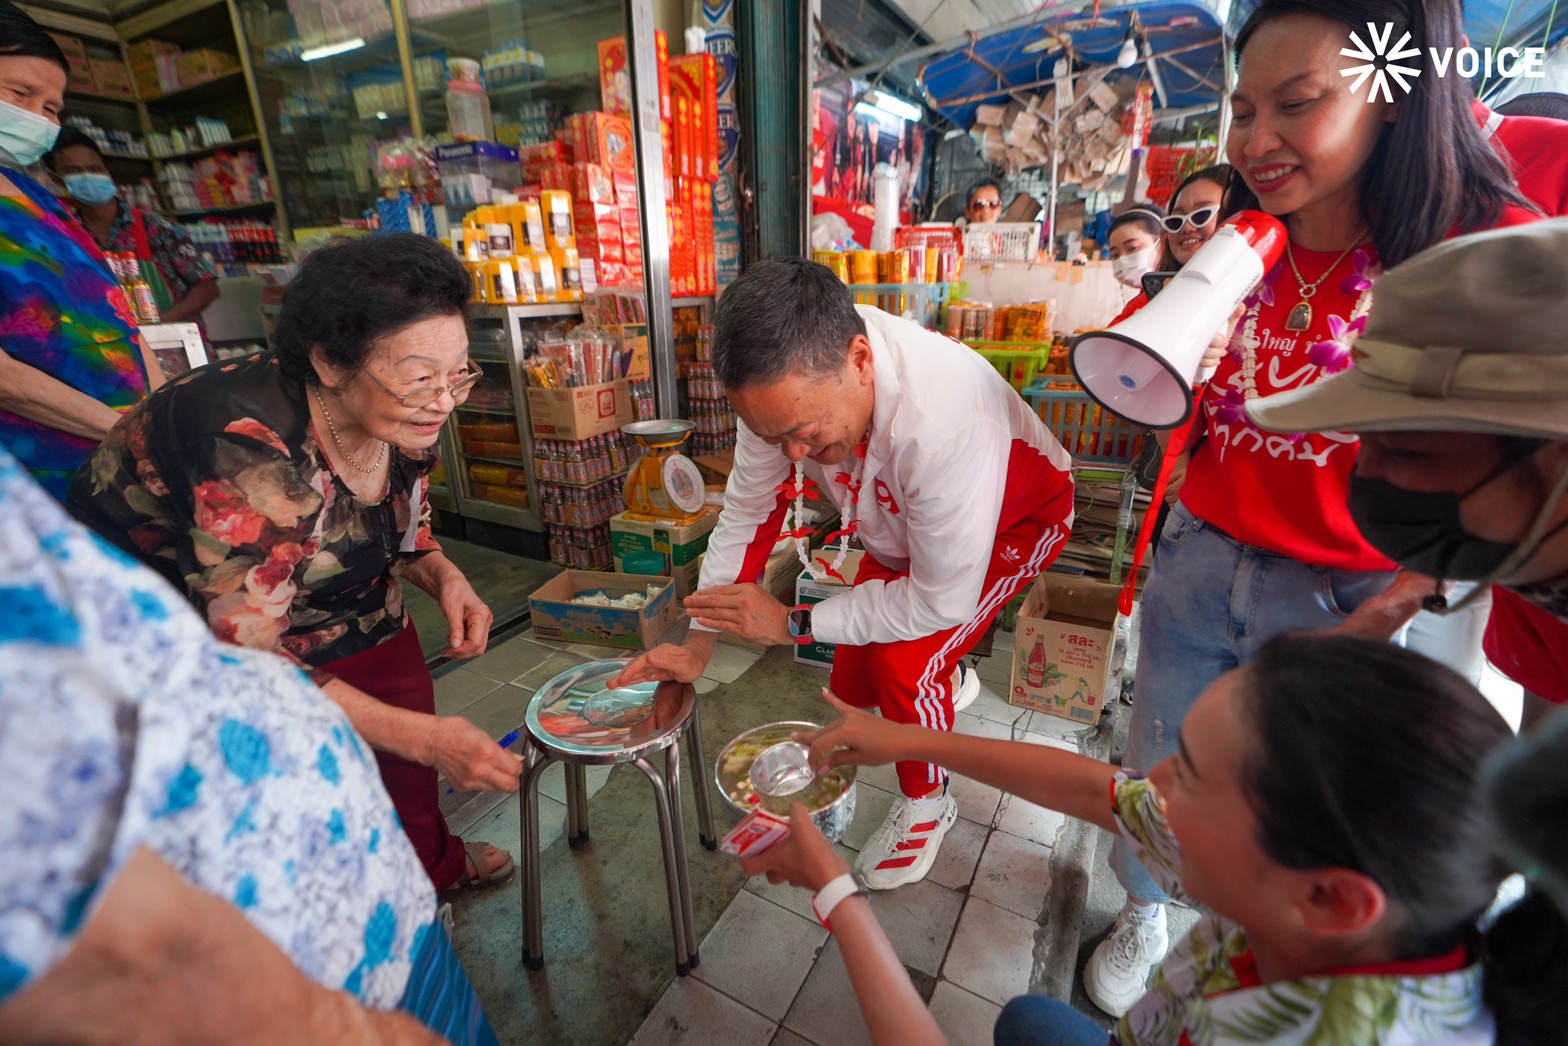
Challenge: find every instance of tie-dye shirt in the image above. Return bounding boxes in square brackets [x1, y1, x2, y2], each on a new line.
[0, 168, 146, 499]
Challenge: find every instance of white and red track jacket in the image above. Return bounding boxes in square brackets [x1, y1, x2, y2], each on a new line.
[694, 306, 1076, 647]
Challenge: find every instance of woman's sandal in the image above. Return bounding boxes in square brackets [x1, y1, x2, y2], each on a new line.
[442, 840, 516, 894]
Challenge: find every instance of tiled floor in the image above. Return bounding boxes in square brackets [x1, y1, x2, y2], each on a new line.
[630, 673, 1096, 1046]
[440, 617, 1102, 1046]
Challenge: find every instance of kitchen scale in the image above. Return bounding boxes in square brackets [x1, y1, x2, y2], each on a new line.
[622, 419, 707, 525]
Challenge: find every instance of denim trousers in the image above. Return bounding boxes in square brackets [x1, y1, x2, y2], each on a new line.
[1111, 502, 1396, 904]
[993, 994, 1108, 1046]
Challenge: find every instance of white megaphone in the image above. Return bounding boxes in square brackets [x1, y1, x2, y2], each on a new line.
[1070, 211, 1287, 428]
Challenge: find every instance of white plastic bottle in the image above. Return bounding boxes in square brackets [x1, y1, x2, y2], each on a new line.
[445, 58, 494, 142]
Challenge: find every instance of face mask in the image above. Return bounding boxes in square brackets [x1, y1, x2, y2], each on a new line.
[63, 172, 117, 205]
[1348, 447, 1568, 584]
[0, 98, 60, 168]
[1112, 246, 1157, 288]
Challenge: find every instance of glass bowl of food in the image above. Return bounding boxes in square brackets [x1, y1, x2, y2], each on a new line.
[714, 721, 857, 842]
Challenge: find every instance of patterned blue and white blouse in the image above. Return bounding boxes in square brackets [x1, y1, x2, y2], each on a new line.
[0, 445, 436, 1007]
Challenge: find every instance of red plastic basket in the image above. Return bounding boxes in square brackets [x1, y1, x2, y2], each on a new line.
[895, 225, 964, 256]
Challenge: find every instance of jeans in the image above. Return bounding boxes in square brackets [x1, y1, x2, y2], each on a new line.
[994, 995, 1108, 1046]
[1111, 503, 1396, 904]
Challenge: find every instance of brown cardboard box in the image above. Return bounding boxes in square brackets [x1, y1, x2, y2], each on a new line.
[1008, 574, 1121, 726]
[90, 58, 136, 98]
[66, 57, 95, 94]
[525, 379, 632, 440]
[793, 550, 867, 669]
[528, 571, 679, 650]
[48, 32, 86, 60]
[175, 49, 236, 85]
[126, 38, 178, 66]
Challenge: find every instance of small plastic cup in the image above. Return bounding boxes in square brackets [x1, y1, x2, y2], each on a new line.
[749, 741, 815, 798]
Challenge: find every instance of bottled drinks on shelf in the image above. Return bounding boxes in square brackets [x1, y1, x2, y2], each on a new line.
[547, 522, 614, 571]
[181, 219, 285, 265]
[539, 476, 622, 528]
[532, 432, 640, 486]
[628, 379, 656, 421]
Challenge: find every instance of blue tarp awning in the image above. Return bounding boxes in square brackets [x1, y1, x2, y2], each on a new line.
[917, 1, 1227, 130]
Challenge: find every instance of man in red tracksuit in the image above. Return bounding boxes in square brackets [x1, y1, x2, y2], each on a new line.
[613, 258, 1075, 889]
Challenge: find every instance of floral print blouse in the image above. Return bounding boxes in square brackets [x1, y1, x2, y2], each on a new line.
[1112, 774, 1492, 1045]
[66, 352, 441, 682]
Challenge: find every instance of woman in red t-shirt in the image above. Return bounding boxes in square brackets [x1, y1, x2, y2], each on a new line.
[1084, 0, 1539, 1020]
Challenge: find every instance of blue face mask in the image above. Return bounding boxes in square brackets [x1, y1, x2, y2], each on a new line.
[0, 97, 60, 168]
[63, 172, 118, 205]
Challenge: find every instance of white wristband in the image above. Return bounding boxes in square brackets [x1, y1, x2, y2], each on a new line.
[812, 872, 865, 930]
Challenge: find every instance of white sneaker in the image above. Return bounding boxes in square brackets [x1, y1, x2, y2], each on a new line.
[856, 788, 959, 890]
[951, 660, 981, 713]
[1083, 903, 1169, 1017]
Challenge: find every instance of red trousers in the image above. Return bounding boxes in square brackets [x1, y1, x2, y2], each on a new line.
[830, 514, 1068, 798]
[323, 622, 467, 891]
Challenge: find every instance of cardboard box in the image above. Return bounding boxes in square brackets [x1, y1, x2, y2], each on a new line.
[90, 58, 135, 98]
[610, 507, 717, 569]
[793, 549, 867, 669]
[175, 49, 235, 85]
[48, 32, 87, 60]
[1008, 574, 1121, 726]
[66, 57, 95, 94]
[526, 379, 632, 440]
[602, 322, 648, 380]
[528, 571, 679, 650]
[126, 38, 178, 66]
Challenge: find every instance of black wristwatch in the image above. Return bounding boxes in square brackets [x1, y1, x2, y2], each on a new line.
[788, 604, 813, 645]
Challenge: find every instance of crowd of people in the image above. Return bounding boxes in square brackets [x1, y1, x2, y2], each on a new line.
[3, 0, 1568, 1040]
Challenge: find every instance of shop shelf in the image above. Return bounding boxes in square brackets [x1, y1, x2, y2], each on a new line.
[103, 151, 154, 162]
[142, 70, 248, 106]
[172, 200, 277, 218]
[66, 87, 138, 105]
[152, 134, 262, 161]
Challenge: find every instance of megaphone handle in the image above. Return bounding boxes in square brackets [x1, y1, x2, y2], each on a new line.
[1118, 389, 1207, 617]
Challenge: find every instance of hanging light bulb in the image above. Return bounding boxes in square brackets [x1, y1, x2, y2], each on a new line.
[1116, 32, 1138, 68]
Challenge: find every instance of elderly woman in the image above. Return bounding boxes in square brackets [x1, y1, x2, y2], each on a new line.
[68, 233, 521, 894]
[0, 0, 146, 499]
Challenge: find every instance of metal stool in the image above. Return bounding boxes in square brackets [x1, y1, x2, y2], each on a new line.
[518, 660, 716, 975]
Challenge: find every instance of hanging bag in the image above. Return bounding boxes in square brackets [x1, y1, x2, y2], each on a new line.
[130, 208, 177, 314]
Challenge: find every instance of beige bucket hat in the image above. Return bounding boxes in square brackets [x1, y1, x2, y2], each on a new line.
[1247, 218, 1568, 441]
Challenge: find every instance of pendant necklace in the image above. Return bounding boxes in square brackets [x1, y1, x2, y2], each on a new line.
[1283, 233, 1367, 332]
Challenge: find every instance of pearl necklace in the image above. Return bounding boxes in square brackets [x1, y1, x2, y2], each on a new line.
[313, 384, 387, 475]
[780, 436, 868, 582]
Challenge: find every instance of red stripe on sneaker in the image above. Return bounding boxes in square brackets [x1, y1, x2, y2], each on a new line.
[874, 855, 920, 870]
[909, 819, 939, 833]
[893, 839, 928, 851]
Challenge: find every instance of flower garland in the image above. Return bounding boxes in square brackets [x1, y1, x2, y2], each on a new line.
[1220, 251, 1379, 432]
[777, 437, 867, 583]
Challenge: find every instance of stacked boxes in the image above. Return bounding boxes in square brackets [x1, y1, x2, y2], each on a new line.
[668, 53, 720, 297]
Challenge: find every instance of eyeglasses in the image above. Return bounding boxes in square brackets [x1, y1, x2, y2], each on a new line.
[971, 200, 1002, 210]
[1162, 207, 1219, 234]
[364, 364, 484, 408]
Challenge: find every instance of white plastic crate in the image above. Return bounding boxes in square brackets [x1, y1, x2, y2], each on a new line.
[962, 222, 1043, 262]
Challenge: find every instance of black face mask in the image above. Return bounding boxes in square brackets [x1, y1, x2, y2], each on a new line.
[1348, 444, 1568, 583]
[1347, 473, 1517, 580]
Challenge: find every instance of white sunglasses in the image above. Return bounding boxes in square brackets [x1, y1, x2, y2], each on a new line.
[1162, 207, 1219, 234]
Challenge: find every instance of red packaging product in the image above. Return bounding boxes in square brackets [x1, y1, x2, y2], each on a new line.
[718, 808, 791, 857]
[569, 163, 615, 204]
[598, 32, 668, 121]
[580, 111, 635, 174]
[669, 53, 719, 183]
